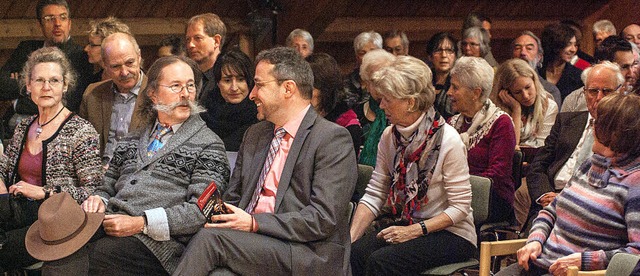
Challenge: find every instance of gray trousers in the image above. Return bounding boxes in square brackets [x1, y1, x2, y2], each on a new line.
[173, 228, 292, 276]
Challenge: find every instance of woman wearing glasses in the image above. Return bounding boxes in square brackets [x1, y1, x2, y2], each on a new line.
[0, 47, 102, 271]
[426, 32, 458, 120]
[461, 27, 497, 68]
[491, 58, 558, 150]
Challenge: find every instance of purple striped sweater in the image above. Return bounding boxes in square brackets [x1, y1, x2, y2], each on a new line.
[527, 153, 640, 271]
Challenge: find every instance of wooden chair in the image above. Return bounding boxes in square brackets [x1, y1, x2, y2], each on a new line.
[478, 239, 610, 276]
[421, 175, 493, 275]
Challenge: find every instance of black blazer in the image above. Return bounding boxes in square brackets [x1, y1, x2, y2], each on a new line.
[527, 111, 589, 202]
[538, 62, 583, 101]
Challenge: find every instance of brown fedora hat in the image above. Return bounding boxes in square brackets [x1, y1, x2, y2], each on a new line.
[25, 192, 104, 261]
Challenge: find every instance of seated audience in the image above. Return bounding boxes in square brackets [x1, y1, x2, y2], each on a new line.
[448, 56, 516, 223]
[592, 19, 617, 48]
[498, 92, 640, 276]
[355, 49, 395, 167]
[200, 48, 258, 152]
[157, 35, 186, 58]
[307, 53, 363, 155]
[286, 28, 313, 58]
[84, 16, 131, 84]
[461, 27, 497, 67]
[426, 32, 458, 119]
[42, 56, 230, 275]
[561, 36, 636, 112]
[525, 61, 624, 233]
[491, 58, 558, 149]
[346, 31, 383, 107]
[350, 55, 476, 275]
[539, 23, 584, 100]
[383, 29, 409, 56]
[0, 47, 102, 272]
[511, 31, 562, 106]
[174, 47, 357, 275]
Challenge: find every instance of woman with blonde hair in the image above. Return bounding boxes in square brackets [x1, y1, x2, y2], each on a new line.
[491, 58, 558, 149]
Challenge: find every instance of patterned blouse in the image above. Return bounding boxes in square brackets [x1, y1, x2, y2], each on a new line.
[0, 114, 102, 203]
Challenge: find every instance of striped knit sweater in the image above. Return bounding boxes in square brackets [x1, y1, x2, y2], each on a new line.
[527, 153, 640, 271]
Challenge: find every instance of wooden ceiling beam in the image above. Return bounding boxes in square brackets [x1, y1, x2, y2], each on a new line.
[275, 0, 353, 45]
[317, 17, 559, 42]
[0, 17, 247, 49]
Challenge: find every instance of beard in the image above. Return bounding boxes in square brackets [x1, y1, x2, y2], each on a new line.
[153, 99, 206, 116]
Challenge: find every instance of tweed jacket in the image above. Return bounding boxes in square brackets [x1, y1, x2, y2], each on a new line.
[527, 111, 589, 202]
[79, 76, 147, 156]
[224, 107, 358, 275]
[0, 39, 93, 114]
[0, 114, 102, 203]
[95, 115, 230, 273]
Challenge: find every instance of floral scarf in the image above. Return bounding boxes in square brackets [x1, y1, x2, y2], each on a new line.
[450, 99, 507, 150]
[387, 108, 446, 223]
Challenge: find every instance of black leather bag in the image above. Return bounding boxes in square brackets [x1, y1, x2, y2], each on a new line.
[0, 194, 40, 232]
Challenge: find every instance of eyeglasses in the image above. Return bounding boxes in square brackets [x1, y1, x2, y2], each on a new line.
[461, 41, 480, 48]
[32, 77, 63, 88]
[584, 85, 621, 96]
[159, 83, 197, 94]
[433, 48, 455, 55]
[254, 79, 281, 88]
[87, 42, 101, 48]
[41, 14, 69, 23]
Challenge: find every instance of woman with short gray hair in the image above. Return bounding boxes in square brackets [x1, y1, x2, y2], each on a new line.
[448, 56, 517, 223]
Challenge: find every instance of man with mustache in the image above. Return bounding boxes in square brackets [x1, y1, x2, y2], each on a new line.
[41, 55, 230, 275]
[79, 32, 146, 166]
[0, 0, 92, 129]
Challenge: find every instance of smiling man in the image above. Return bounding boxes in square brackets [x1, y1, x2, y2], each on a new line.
[175, 47, 357, 276]
[0, 0, 92, 123]
[42, 56, 229, 276]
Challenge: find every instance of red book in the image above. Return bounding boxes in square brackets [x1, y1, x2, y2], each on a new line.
[197, 181, 230, 223]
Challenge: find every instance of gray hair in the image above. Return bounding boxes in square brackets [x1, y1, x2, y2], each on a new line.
[353, 31, 383, 54]
[370, 55, 435, 112]
[255, 47, 314, 99]
[359, 49, 396, 82]
[593, 20, 617, 36]
[450, 56, 494, 101]
[514, 31, 544, 68]
[101, 32, 141, 57]
[286, 29, 314, 52]
[462, 27, 490, 57]
[88, 16, 131, 39]
[383, 30, 410, 50]
[582, 60, 625, 88]
[20, 47, 77, 98]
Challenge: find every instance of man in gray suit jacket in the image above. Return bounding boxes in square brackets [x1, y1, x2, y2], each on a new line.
[43, 56, 230, 275]
[174, 47, 358, 275]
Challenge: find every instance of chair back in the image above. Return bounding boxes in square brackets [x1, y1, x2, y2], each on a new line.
[352, 164, 374, 202]
[512, 150, 523, 190]
[606, 253, 640, 276]
[470, 175, 492, 227]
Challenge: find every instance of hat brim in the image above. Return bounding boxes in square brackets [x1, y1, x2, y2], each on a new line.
[25, 212, 104, 261]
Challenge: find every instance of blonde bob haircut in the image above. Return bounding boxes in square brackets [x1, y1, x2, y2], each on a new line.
[490, 58, 549, 133]
[370, 55, 435, 112]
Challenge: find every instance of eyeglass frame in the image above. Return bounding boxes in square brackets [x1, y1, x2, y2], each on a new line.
[433, 48, 455, 55]
[158, 83, 197, 94]
[31, 77, 64, 88]
[41, 13, 69, 24]
[583, 84, 622, 97]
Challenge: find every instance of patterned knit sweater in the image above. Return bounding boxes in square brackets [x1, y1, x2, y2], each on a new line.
[527, 153, 640, 271]
[0, 114, 102, 203]
[95, 115, 230, 273]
